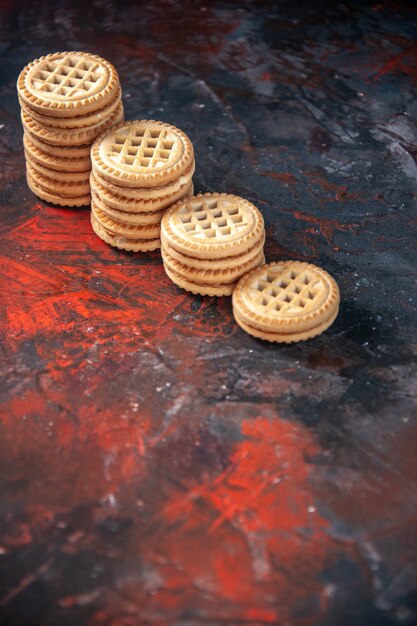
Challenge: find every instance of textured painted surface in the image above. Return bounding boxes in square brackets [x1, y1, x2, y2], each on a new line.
[1, 1, 417, 625]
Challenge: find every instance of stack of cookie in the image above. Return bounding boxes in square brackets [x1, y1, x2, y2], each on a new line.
[161, 193, 265, 296]
[17, 51, 123, 207]
[90, 120, 194, 251]
[233, 261, 340, 342]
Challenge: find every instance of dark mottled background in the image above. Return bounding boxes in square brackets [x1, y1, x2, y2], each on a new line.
[0, 1, 416, 625]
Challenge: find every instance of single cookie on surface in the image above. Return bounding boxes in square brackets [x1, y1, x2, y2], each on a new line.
[91, 119, 194, 188]
[232, 261, 340, 343]
[17, 51, 121, 117]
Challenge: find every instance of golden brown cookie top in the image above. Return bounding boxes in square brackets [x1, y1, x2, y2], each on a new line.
[161, 192, 264, 259]
[17, 52, 120, 116]
[233, 261, 340, 334]
[91, 120, 194, 188]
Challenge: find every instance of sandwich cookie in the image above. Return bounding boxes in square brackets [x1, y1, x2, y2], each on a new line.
[232, 261, 340, 342]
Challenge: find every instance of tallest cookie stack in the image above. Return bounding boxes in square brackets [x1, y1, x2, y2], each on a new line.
[17, 51, 124, 207]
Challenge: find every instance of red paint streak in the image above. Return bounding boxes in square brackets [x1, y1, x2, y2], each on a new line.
[373, 42, 417, 82]
[289, 208, 359, 248]
[1, 206, 235, 345]
[148, 5, 238, 59]
[261, 71, 272, 81]
[112, 36, 157, 64]
[1, 523, 33, 548]
[261, 171, 297, 185]
[154, 417, 333, 622]
[261, 171, 361, 204]
[165, 418, 327, 535]
[2, 390, 46, 428]
[308, 172, 361, 201]
[58, 588, 103, 608]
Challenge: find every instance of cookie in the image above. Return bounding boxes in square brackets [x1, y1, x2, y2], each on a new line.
[91, 213, 160, 251]
[27, 172, 90, 207]
[90, 170, 194, 210]
[164, 263, 236, 297]
[162, 244, 265, 285]
[233, 310, 339, 343]
[24, 134, 91, 172]
[24, 131, 92, 159]
[26, 153, 91, 183]
[161, 192, 264, 259]
[91, 119, 194, 188]
[91, 160, 194, 200]
[91, 201, 161, 239]
[26, 161, 91, 197]
[91, 190, 165, 225]
[232, 261, 340, 342]
[160, 233, 265, 271]
[21, 101, 124, 146]
[17, 51, 121, 117]
[19, 91, 122, 130]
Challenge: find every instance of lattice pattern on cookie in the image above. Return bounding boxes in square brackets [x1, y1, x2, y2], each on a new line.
[178, 197, 249, 239]
[30, 54, 106, 97]
[108, 126, 176, 169]
[252, 266, 322, 314]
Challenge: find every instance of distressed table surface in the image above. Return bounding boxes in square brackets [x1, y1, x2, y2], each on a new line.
[0, 1, 416, 625]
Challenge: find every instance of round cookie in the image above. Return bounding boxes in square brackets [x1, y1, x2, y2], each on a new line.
[161, 245, 265, 285]
[91, 202, 161, 239]
[23, 131, 92, 159]
[21, 102, 124, 146]
[91, 161, 194, 200]
[17, 51, 121, 117]
[91, 119, 194, 188]
[91, 190, 165, 225]
[19, 91, 122, 130]
[91, 214, 160, 252]
[90, 170, 194, 210]
[161, 192, 264, 260]
[232, 261, 340, 342]
[27, 173, 90, 207]
[160, 233, 265, 271]
[24, 134, 91, 172]
[26, 161, 91, 197]
[164, 264, 235, 297]
[233, 310, 339, 344]
[26, 153, 91, 183]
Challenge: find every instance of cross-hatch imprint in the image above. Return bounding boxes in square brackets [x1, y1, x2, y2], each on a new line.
[109, 128, 175, 169]
[179, 199, 249, 239]
[253, 268, 322, 314]
[31, 55, 105, 97]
